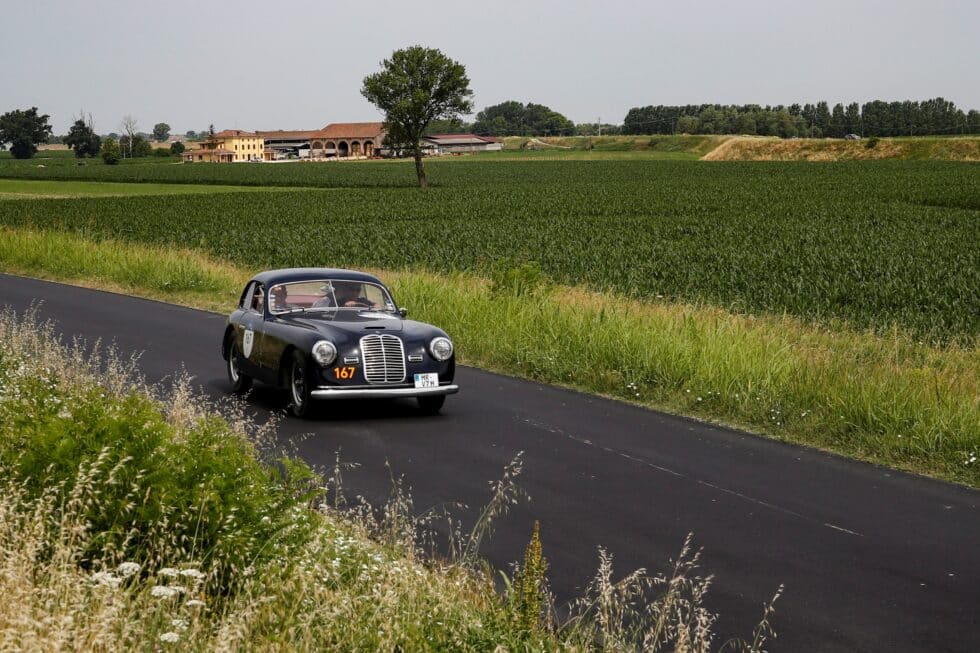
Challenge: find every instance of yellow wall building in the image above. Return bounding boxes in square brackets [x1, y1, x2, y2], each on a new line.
[183, 129, 266, 163]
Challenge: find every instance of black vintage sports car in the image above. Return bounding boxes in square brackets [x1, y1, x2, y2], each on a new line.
[221, 268, 458, 416]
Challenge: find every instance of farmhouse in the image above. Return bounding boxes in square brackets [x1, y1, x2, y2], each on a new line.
[423, 134, 503, 153]
[183, 130, 266, 163]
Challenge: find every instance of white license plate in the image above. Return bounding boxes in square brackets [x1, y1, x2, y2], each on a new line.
[414, 373, 439, 389]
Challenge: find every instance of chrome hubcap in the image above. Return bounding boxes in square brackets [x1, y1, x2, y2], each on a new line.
[229, 349, 240, 383]
[291, 362, 305, 406]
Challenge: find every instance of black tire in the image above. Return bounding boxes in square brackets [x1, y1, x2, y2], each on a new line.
[288, 351, 315, 418]
[227, 341, 253, 395]
[417, 394, 446, 415]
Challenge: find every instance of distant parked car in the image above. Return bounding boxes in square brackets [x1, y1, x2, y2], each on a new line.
[844, 133, 861, 140]
[222, 268, 458, 417]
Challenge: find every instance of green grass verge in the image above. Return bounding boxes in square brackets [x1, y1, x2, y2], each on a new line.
[2, 227, 976, 488]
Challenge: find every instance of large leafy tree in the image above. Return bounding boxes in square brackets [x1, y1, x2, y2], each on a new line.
[0, 107, 53, 159]
[64, 113, 101, 158]
[472, 101, 574, 136]
[152, 122, 171, 141]
[362, 46, 473, 187]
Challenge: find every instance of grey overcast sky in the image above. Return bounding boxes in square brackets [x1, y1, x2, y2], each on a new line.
[3, 0, 978, 134]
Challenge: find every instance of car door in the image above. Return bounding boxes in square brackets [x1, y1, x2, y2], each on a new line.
[235, 282, 266, 378]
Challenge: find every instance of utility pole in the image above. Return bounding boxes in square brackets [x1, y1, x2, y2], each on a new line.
[597, 117, 601, 137]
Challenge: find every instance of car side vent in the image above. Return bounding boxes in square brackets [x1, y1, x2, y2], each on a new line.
[364, 325, 386, 329]
[360, 334, 406, 384]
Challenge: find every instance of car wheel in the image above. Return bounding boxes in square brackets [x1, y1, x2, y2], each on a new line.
[417, 394, 446, 415]
[227, 341, 253, 395]
[288, 351, 315, 418]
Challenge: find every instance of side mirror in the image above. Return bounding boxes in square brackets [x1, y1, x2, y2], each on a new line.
[398, 308, 408, 318]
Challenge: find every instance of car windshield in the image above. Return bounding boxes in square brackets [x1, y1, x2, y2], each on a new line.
[267, 279, 397, 315]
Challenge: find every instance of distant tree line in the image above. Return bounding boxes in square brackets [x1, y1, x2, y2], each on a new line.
[623, 98, 980, 138]
[0, 106, 188, 159]
[470, 101, 576, 136]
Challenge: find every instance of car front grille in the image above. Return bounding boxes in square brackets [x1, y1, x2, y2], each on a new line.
[360, 334, 406, 384]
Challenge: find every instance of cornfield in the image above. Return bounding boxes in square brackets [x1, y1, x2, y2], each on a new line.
[0, 159, 976, 341]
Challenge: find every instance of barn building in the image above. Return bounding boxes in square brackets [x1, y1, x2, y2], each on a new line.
[309, 122, 385, 158]
[256, 130, 319, 159]
[423, 134, 503, 153]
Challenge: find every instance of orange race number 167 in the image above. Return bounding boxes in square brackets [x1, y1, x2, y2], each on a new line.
[332, 366, 356, 380]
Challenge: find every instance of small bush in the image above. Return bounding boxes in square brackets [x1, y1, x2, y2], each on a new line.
[100, 137, 121, 165]
[865, 136, 880, 149]
[489, 259, 549, 297]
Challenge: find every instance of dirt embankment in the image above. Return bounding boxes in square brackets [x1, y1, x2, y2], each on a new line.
[701, 136, 980, 161]
[503, 134, 729, 156]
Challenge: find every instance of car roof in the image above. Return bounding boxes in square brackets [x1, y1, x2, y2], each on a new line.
[251, 268, 385, 286]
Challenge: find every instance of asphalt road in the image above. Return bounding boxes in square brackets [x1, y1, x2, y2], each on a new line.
[3, 273, 978, 652]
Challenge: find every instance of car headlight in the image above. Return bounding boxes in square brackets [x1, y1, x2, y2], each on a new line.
[311, 340, 337, 366]
[429, 337, 453, 362]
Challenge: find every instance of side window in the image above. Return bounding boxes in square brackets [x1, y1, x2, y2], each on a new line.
[249, 283, 265, 313]
[239, 281, 257, 309]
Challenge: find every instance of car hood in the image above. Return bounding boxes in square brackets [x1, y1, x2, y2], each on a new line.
[278, 311, 404, 333]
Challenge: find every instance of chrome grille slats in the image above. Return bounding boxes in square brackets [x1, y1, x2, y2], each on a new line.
[359, 334, 406, 384]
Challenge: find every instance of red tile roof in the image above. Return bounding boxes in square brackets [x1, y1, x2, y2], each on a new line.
[313, 122, 385, 139]
[212, 129, 258, 138]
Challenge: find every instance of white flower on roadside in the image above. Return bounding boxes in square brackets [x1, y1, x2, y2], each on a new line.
[116, 562, 141, 578]
[159, 632, 180, 643]
[179, 568, 206, 581]
[151, 585, 183, 599]
[90, 571, 121, 588]
[171, 618, 189, 632]
[157, 567, 179, 578]
[185, 599, 206, 608]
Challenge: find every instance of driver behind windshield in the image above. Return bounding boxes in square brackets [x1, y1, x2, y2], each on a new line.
[334, 282, 377, 308]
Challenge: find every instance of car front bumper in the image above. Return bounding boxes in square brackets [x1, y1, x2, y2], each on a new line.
[310, 383, 459, 400]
